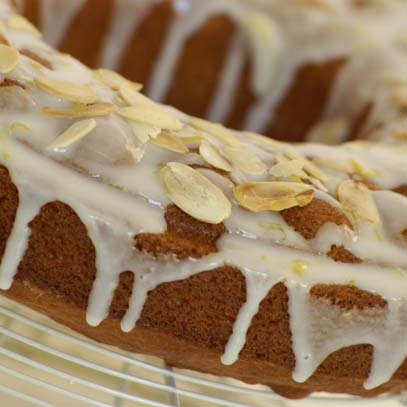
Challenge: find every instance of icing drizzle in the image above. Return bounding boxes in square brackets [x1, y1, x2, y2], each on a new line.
[2, 0, 407, 392]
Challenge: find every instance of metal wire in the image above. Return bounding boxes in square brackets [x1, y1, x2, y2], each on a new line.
[0, 297, 405, 407]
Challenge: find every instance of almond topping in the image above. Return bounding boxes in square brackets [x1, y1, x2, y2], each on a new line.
[223, 146, 267, 175]
[233, 181, 314, 212]
[269, 159, 305, 177]
[119, 83, 155, 107]
[160, 162, 231, 224]
[129, 122, 160, 143]
[94, 68, 142, 92]
[312, 157, 353, 174]
[189, 116, 241, 147]
[36, 77, 99, 103]
[42, 103, 115, 118]
[337, 179, 380, 224]
[199, 140, 232, 172]
[118, 105, 183, 131]
[151, 131, 189, 154]
[0, 44, 19, 73]
[47, 119, 96, 150]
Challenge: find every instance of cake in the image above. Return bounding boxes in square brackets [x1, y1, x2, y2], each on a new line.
[0, 0, 406, 400]
[16, 0, 407, 143]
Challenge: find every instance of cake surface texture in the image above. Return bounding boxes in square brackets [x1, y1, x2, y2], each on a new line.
[0, 0, 406, 400]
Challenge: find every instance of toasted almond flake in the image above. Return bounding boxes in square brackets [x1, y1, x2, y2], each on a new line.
[0, 44, 19, 74]
[8, 15, 41, 37]
[35, 77, 99, 103]
[223, 146, 266, 175]
[118, 105, 182, 131]
[312, 157, 353, 174]
[119, 83, 154, 107]
[42, 103, 115, 118]
[233, 181, 314, 212]
[246, 132, 327, 182]
[95, 68, 142, 92]
[269, 159, 304, 177]
[160, 162, 231, 224]
[189, 116, 241, 147]
[199, 140, 232, 172]
[129, 122, 160, 143]
[47, 119, 96, 150]
[337, 179, 380, 224]
[308, 176, 328, 192]
[178, 134, 203, 143]
[151, 131, 189, 154]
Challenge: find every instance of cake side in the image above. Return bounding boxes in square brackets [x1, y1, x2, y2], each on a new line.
[0, 0, 405, 398]
[18, 0, 407, 143]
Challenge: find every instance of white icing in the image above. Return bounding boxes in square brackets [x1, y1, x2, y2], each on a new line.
[0, 0, 407, 393]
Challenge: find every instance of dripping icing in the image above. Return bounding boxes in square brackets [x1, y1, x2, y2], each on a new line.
[1, 0, 407, 391]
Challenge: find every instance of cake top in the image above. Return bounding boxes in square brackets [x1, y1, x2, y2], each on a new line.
[0, 0, 406, 391]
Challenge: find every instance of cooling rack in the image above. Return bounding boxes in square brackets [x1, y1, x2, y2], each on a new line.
[0, 296, 406, 407]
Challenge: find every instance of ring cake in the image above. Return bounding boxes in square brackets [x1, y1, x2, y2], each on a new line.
[0, 0, 406, 399]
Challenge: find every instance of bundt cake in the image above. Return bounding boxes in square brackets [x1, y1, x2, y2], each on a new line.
[0, 0, 406, 400]
[17, 0, 407, 143]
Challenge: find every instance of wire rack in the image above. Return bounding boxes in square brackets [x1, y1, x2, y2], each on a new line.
[0, 296, 406, 407]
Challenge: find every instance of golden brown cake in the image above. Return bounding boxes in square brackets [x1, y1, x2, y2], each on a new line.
[0, 0, 406, 400]
[17, 0, 407, 143]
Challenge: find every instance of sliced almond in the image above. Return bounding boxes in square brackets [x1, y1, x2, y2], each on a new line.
[47, 119, 96, 150]
[269, 159, 304, 177]
[0, 44, 19, 73]
[199, 140, 232, 172]
[246, 131, 327, 182]
[223, 146, 267, 175]
[129, 122, 160, 143]
[233, 181, 314, 212]
[337, 179, 380, 224]
[308, 176, 328, 192]
[118, 105, 183, 131]
[189, 116, 241, 147]
[42, 103, 115, 118]
[178, 134, 203, 143]
[312, 157, 353, 174]
[151, 131, 189, 154]
[35, 77, 99, 103]
[94, 68, 142, 92]
[119, 83, 155, 107]
[160, 162, 231, 224]
[8, 15, 41, 37]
